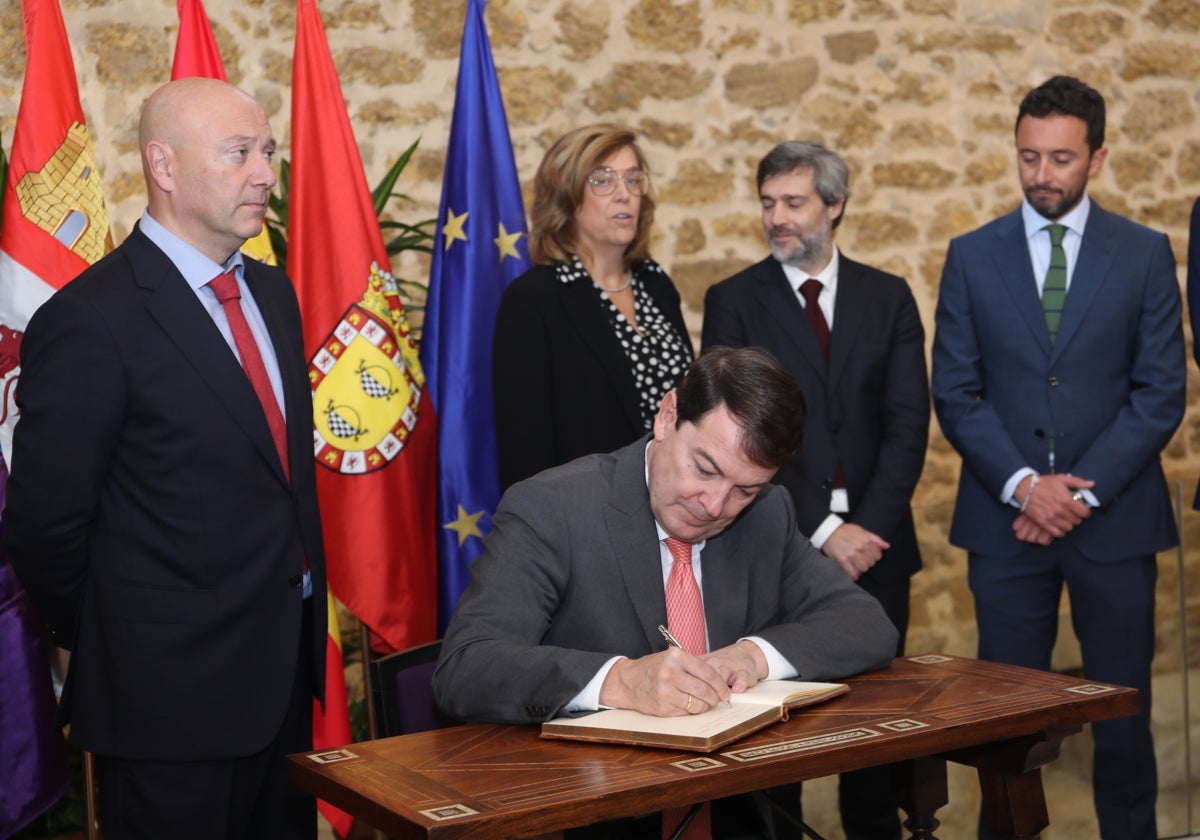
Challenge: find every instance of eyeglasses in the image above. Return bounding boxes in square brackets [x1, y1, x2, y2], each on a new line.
[586, 167, 650, 197]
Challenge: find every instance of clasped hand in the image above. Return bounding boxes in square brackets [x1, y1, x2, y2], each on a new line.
[1013, 472, 1094, 545]
[599, 639, 766, 717]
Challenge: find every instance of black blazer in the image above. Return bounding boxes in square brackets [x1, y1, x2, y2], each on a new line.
[492, 260, 692, 490]
[4, 225, 328, 761]
[702, 254, 929, 587]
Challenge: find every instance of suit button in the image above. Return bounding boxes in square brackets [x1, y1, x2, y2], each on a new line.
[1034, 428, 1046, 439]
[820, 479, 833, 490]
[1048, 375, 1059, 387]
[288, 574, 303, 588]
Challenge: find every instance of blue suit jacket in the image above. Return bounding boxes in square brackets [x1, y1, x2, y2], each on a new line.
[931, 203, 1184, 560]
[1187, 197, 1200, 509]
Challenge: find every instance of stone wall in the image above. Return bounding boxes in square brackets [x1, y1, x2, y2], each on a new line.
[4, 0, 1200, 669]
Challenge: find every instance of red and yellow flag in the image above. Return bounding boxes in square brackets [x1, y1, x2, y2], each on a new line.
[0, 0, 113, 461]
[0, 0, 106, 830]
[289, 1, 438, 654]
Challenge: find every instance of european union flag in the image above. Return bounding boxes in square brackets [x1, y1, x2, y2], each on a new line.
[421, 0, 530, 633]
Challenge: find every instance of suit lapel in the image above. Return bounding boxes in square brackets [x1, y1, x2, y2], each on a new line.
[828, 258, 867, 387]
[130, 231, 289, 485]
[244, 262, 306, 481]
[604, 438, 671, 653]
[1052, 205, 1115, 359]
[990, 211, 1052, 356]
[697, 531, 750, 650]
[558, 274, 645, 432]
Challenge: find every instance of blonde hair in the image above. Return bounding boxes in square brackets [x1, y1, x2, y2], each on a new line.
[528, 124, 656, 269]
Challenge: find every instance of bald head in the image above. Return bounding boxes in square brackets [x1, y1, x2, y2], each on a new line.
[140, 78, 259, 159]
[139, 78, 277, 264]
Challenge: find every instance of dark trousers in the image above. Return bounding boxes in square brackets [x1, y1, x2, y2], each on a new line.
[95, 601, 317, 840]
[969, 544, 1158, 840]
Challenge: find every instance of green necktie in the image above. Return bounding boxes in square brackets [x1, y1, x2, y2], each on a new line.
[1042, 223, 1068, 343]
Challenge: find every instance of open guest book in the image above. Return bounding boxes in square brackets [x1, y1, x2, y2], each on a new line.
[540, 679, 848, 753]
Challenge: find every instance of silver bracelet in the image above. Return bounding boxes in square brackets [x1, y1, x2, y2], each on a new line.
[1019, 474, 1039, 513]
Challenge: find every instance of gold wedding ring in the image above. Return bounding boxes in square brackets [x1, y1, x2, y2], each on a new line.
[686, 694, 693, 712]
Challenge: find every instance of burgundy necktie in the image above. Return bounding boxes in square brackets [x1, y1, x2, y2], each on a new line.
[208, 271, 290, 482]
[799, 278, 830, 358]
[662, 537, 711, 840]
[799, 279, 844, 491]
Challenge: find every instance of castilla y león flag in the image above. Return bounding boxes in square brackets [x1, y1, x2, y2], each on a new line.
[0, 0, 112, 463]
[0, 0, 110, 833]
[289, 0, 438, 657]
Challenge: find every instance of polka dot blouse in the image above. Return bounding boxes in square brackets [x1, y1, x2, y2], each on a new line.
[556, 256, 694, 429]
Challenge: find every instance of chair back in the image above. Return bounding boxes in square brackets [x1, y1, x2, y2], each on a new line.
[369, 639, 456, 737]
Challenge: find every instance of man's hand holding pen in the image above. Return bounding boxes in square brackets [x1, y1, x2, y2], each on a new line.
[596, 627, 766, 717]
[599, 646, 731, 716]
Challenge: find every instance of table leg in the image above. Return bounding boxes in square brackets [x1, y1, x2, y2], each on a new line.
[943, 728, 1075, 840]
[893, 756, 948, 839]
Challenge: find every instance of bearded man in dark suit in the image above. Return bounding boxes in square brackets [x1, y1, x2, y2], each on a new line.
[702, 141, 930, 840]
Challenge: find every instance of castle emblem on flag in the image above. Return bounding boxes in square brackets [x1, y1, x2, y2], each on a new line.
[12, 121, 111, 263]
[309, 261, 426, 474]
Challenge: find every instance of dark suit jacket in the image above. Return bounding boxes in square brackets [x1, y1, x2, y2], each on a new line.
[1187, 197, 1200, 509]
[701, 255, 929, 587]
[432, 436, 898, 724]
[492, 260, 692, 490]
[932, 203, 1185, 559]
[4, 225, 328, 761]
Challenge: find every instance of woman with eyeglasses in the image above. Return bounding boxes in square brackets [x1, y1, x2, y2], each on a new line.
[493, 123, 694, 490]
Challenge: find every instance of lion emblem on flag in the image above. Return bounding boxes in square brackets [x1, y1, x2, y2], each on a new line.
[309, 262, 425, 474]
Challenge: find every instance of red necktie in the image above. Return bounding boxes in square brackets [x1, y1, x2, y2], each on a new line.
[664, 537, 706, 655]
[799, 278, 830, 358]
[208, 271, 290, 482]
[662, 537, 711, 840]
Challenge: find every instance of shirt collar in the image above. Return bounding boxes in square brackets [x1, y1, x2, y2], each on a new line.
[779, 244, 840, 295]
[1021, 194, 1091, 242]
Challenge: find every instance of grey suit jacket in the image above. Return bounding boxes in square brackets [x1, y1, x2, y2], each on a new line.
[433, 436, 898, 724]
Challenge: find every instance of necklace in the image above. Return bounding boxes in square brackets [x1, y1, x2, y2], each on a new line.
[594, 273, 632, 293]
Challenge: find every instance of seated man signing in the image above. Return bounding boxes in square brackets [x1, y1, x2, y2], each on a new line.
[434, 347, 897, 839]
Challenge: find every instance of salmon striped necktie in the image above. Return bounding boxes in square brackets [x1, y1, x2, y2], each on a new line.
[662, 537, 711, 840]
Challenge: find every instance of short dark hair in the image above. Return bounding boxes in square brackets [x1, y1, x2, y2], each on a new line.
[1016, 76, 1106, 153]
[674, 347, 806, 469]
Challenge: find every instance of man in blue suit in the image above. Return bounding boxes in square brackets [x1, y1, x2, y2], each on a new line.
[932, 75, 1183, 839]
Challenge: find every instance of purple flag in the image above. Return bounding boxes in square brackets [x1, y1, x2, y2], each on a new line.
[0, 455, 69, 839]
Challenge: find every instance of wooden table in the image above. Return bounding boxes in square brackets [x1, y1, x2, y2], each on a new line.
[288, 655, 1137, 839]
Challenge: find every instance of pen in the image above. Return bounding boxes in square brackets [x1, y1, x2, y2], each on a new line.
[658, 624, 683, 650]
[658, 625, 732, 709]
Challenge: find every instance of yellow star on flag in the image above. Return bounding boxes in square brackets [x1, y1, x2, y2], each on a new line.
[494, 222, 524, 263]
[444, 504, 485, 547]
[442, 208, 469, 251]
